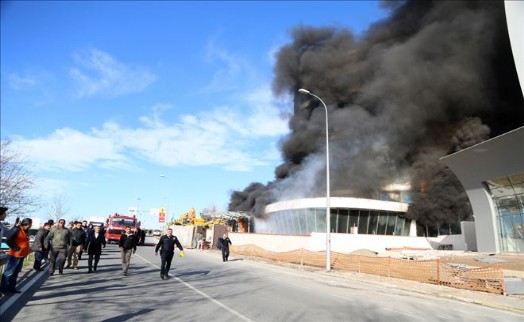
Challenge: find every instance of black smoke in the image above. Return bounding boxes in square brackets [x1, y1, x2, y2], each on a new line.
[228, 0, 524, 232]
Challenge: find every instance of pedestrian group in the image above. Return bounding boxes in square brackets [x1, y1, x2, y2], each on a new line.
[1, 209, 235, 298]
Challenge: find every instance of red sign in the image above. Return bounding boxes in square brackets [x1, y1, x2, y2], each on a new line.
[159, 208, 166, 223]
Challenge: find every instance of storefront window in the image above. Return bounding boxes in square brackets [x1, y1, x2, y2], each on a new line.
[486, 172, 524, 252]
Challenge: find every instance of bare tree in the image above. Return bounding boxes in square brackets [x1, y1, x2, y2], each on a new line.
[49, 193, 69, 223]
[0, 139, 41, 220]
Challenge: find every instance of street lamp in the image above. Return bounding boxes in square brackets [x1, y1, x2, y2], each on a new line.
[298, 88, 331, 272]
[160, 174, 168, 227]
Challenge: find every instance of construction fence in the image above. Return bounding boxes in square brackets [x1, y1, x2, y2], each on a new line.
[230, 245, 505, 295]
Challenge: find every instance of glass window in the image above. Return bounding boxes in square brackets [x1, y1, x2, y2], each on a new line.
[307, 209, 317, 233]
[386, 213, 396, 235]
[298, 210, 306, 235]
[377, 212, 387, 235]
[486, 177, 511, 189]
[394, 216, 405, 236]
[485, 172, 524, 252]
[349, 210, 359, 233]
[358, 211, 370, 234]
[277, 211, 284, 234]
[289, 211, 295, 234]
[292, 210, 300, 234]
[495, 196, 519, 210]
[319, 208, 327, 233]
[329, 210, 336, 233]
[499, 214, 524, 252]
[492, 186, 516, 198]
[337, 209, 349, 234]
[517, 195, 524, 208]
[368, 211, 379, 235]
[512, 183, 524, 195]
[508, 173, 524, 185]
[404, 219, 411, 236]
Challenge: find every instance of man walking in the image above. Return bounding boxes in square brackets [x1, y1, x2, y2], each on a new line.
[32, 221, 52, 271]
[118, 226, 137, 276]
[0, 218, 32, 296]
[155, 228, 184, 279]
[45, 219, 71, 276]
[84, 225, 106, 273]
[217, 233, 232, 262]
[66, 221, 86, 270]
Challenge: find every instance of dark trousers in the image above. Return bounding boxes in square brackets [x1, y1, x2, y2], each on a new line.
[221, 247, 230, 262]
[160, 251, 174, 275]
[49, 247, 67, 273]
[33, 251, 44, 270]
[0, 255, 24, 293]
[88, 254, 100, 272]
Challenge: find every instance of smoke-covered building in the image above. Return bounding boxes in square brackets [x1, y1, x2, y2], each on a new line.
[229, 1, 524, 251]
[262, 197, 414, 237]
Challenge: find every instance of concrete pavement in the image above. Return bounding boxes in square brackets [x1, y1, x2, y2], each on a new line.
[1, 246, 523, 320]
[210, 251, 524, 315]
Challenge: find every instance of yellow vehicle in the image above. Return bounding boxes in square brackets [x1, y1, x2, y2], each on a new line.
[175, 208, 205, 225]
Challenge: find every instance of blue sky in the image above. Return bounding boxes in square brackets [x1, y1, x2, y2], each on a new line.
[1, 1, 388, 228]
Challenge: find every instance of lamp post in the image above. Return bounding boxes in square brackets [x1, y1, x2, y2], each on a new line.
[160, 174, 168, 227]
[298, 88, 331, 272]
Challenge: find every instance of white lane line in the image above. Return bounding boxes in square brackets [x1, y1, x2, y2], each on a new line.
[135, 253, 254, 322]
[0, 269, 47, 314]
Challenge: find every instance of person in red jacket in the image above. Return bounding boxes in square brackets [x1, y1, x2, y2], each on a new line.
[0, 218, 32, 296]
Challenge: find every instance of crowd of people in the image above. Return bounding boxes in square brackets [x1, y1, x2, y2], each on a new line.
[0, 211, 147, 297]
[1, 207, 232, 299]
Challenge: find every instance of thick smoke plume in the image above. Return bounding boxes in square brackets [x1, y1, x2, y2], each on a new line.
[229, 1, 524, 233]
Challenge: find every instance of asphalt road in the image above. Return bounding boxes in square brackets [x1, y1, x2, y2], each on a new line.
[2, 237, 523, 322]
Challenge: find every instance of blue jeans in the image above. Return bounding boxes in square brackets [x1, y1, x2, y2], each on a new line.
[33, 251, 44, 270]
[0, 255, 24, 293]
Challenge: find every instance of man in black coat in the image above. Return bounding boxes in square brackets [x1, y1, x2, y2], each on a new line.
[155, 228, 183, 279]
[119, 226, 137, 276]
[217, 233, 232, 262]
[66, 221, 86, 270]
[31, 221, 51, 271]
[84, 225, 106, 273]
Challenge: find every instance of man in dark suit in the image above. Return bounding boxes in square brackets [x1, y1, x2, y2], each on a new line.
[84, 225, 106, 273]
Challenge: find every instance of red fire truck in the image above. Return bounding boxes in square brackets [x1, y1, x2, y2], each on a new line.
[106, 213, 138, 243]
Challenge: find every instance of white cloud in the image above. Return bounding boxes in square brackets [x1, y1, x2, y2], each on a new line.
[69, 48, 156, 97]
[7, 73, 36, 90]
[199, 40, 257, 93]
[33, 177, 71, 197]
[243, 86, 292, 137]
[13, 128, 125, 172]
[12, 86, 290, 174]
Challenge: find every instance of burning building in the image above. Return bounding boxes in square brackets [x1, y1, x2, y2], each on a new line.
[229, 1, 524, 241]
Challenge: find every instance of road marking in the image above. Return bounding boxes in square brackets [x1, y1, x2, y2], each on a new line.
[135, 253, 255, 322]
[0, 269, 47, 314]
